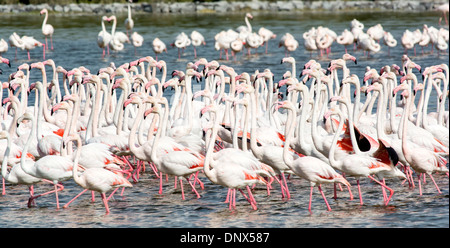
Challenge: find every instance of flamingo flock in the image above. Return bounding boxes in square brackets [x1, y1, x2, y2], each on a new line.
[0, 50, 448, 214]
[0, 9, 448, 62]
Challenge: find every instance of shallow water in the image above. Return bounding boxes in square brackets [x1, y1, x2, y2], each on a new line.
[0, 11, 448, 228]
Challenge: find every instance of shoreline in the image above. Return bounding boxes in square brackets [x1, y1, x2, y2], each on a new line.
[0, 1, 447, 15]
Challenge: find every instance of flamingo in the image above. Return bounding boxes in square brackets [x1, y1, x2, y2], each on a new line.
[40, 8, 54, 50]
[152, 38, 167, 60]
[436, 3, 449, 26]
[17, 35, 45, 61]
[63, 133, 132, 214]
[336, 29, 355, 53]
[258, 27, 277, 53]
[234, 83, 293, 199]
[383, 31, 397, 55]
[0, 56, 10, 68]
[124, 0, 134, 38]
[17, 112, 74, 209]
[108, 15, 130, 52]
[202, 103, 269, 211]
[172, 32, 191, 59]
[367, 24, 384, 44]
[190, 30, 206, 58]
[0, 39, 8, 56]
[131, 31, 144, 55]
[393, 83, 449, 195]
[8, 32, 24, 59]
[358, 33, 380, 58]
[277, 100, 351, 212]
[279, 33, 299, 57]
[97, 16, 112, 58]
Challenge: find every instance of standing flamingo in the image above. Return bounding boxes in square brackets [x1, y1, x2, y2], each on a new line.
[0, 39, 8, 56]
[258, 27, 277, 54]
[202, 103, 269, 211]
[63, 133, 132, 214]
[18, 113, 72, 209]
[393, 79, 449, 196]
[98, 16, 112, 58]
[190, 30, 206, 58]
[40, 8, 54, 50]
[131, 31, 144, 55]
[277, 100, 351, 212]
[152, 38, 167, 60]
[124, 0, 134, 38]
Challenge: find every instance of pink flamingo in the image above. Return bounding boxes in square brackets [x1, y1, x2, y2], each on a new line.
[277, 100, 351, 212]
[40, 8, 54, 50]
[393, 79, 449, 196]
[63, 133, 132, 214]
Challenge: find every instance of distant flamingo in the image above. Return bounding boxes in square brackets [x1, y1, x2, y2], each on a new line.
[21, 35, 45, 60]
[0, 39, 8, 56]
[8, 32, 24, 59]
[124, 0, 134, 38]
[131, 31, 143, 55]
[172, 32, 191, 59]
[98, 16, 112, 58]
[258, 27, 277, 53]
[337, 29, 355, 53]
[152, 38, 167, 60]
[190, 30, 206, 58]
[436, 3, 449, 26]
[40, 8, 54, 50]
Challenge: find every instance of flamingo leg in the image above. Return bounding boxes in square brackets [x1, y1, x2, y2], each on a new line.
[63, 189, 88, 208]
[2, 178, 5, 195]
[225, 188, 231, 203]
[187, 177, 201, 199]
[159, 172, 163, 195]
[427, 174, 442, 194]
[368, 175, 394, 205]
[179, 178, 185, 200]
[50, 36, 53, 50]
[357, 179, 364, 205]
[318, 185, 332, 211]
[281, 172, 291, 199]
[418, 174, 423, 196]
[54, 183, 60, 209]
[101, 193, 110, 214]
[246, 186, 258, 210]
[309, 186, 314, 212]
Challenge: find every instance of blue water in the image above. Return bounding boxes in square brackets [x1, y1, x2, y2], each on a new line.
[0, 10, 448, 228]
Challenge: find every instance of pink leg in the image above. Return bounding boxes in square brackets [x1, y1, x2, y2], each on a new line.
[159, 172, 163, 195]
[245, 186, 257, 210]
[418, 174, 423, 196]
[187, 177, 201, 199]
[180, 178, 185, 200]
[368, 175, 394, 205]
[2, 178, 5, 195]
[281, 172, 291, 199]
[63, 189, 88, 208]
[232, 189, 236, 209]
[50, 36, 53, 50]
[346, 184, 354, 201]
[101, 193, 110, 214]
[54, 183, 60, 209]
[318, 185, 332, 211]
[107, 188, 119, 201]
[273, 175, 286, 198]
[427, 174, 442, 194]
[357, 179, 363, 205]
[225, 188, 231, 203]
[308, 186, 314, 212]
